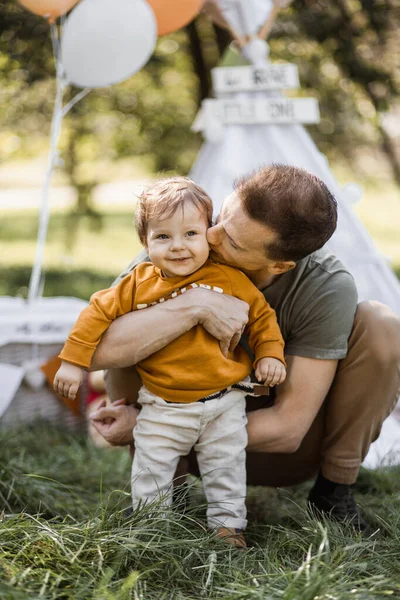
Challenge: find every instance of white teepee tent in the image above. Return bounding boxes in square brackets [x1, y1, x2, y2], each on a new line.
[190, 0, 400, 468]
[191, 0, 400, 316]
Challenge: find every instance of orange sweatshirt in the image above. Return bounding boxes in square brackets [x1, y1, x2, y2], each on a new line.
[59, 260, 285, 403]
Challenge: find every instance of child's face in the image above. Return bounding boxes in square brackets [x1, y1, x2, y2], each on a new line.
[146, 203, 210, 278]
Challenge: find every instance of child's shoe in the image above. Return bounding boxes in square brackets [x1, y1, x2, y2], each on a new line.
[216, 527, 247, 549]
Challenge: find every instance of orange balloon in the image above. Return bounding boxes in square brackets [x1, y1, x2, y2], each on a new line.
[18, 0, 81, 23]
[147, 0, 204, 36]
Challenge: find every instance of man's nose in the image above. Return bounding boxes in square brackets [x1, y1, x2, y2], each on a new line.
[207, 223, 222, 245]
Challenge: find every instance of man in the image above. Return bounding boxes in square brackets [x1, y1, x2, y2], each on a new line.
[90, 165, 400, 531]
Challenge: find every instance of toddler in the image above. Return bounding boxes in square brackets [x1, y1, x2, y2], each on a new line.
[54, 177, 286, 548]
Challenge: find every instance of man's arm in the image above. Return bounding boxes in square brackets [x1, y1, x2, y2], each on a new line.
[246, 355, 338, 453]
[91, 287, 250, 370]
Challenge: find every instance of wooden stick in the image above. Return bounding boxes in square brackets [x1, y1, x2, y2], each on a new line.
[257, 3, 281, 41]
[202, 0, 247, 48]
[228, 27, 247, 49]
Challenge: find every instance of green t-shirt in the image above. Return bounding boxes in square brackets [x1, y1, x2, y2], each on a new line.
[115, 247, 358, 361]
[260, 248, 357, 360]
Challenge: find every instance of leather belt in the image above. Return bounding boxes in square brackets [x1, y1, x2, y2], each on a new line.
[164, 381, 270, 404]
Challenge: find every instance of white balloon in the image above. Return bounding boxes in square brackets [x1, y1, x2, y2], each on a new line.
[61, 0, 157, 88]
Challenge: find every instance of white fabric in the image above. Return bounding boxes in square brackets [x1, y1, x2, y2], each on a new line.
[132, 386, 248, 529]
[0, 363, 24, 418]
[219, 0, 273, 38]
[363, 414, 400, 469]
[0, 296, 88, 346]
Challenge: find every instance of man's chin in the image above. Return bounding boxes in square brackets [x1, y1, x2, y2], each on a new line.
[209, 250, 230, 265]
[210, 251, 252, 274]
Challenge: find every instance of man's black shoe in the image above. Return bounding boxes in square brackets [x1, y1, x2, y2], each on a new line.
[307, 474, 373, 535]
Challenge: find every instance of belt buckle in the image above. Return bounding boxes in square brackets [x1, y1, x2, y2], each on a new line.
[251, 384, 270, 396]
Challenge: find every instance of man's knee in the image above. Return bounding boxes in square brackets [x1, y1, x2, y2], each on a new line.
[354, 301, 400, 366]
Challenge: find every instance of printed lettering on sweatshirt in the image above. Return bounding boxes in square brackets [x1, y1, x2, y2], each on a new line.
[136, 282, 224, 310]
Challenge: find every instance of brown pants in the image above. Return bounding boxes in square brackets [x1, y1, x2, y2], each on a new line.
[105, 301, 400, 487]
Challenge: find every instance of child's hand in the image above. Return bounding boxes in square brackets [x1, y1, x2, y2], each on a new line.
[255, 357, 286, 387]
[54, 361, 83, 400]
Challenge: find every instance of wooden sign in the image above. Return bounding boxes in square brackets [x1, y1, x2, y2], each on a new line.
[212, 64, 299, 94]
[202, 97, 320, 127]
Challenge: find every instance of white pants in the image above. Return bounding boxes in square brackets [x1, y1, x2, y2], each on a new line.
[131, 385, 248, 530]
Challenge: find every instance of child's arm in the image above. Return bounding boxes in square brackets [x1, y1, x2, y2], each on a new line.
[229, 270, 286, 381]
[59, 270, 139, 370]
[54, 360, 83, 400]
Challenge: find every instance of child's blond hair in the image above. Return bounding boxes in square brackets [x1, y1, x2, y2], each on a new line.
[135, 177, 213, 246]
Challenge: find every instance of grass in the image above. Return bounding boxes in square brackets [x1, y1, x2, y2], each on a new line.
[0, 209, 143, 283]
[0, 265, 116, 300]
[0, 209, 143, 299]
[2, 423, 400, 599]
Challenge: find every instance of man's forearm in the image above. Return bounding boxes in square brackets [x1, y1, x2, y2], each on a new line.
[246, 356, 337, 453]
[246, 405, 300, 454]
[91, 294, 199, 370]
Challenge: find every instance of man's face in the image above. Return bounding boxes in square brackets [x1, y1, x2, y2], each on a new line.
[207, 192, 278, 273]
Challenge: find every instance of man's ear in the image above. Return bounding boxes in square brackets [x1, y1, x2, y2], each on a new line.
[269, 260, 296, 275]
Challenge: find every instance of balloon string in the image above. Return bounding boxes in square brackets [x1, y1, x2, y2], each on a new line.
[62, 88, 90, 117]
[28, 23, 66, 303]
[28, 19, 91, 303]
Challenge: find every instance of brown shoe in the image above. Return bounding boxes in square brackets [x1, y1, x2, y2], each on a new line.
[216, 527, 247, 549]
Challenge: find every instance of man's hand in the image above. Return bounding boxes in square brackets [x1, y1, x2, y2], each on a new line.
[54, 361, 83, 400]
[195, 289, 249, 357]
[90, 398, 139, 446]
[255, 357, 286, 387]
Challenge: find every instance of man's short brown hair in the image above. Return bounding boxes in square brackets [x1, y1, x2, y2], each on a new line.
[235, 165, 337, 262]
[135, 177, 213, 246]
